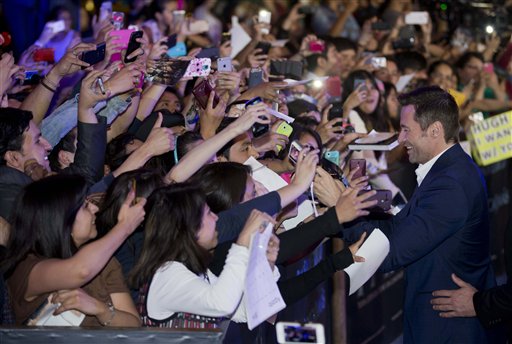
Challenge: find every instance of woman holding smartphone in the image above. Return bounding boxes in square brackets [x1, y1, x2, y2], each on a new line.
[2, 174, 145, 327]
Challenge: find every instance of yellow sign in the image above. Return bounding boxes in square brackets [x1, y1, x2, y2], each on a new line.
[467, 111, 512, 166]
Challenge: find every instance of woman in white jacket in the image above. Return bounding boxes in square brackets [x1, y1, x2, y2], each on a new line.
[130, 182, 278, 328]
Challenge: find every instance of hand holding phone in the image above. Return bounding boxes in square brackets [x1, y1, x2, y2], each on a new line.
[124, 30, 143, 63]
[349, 159, 366, 180]
[288, 141, 303, 165]
[80, 42, 106, 68]
[192, 79, 219, 109]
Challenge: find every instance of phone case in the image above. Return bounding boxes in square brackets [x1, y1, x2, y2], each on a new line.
[196, 47, 220, 59]
[365, 190, 393, 212]
[349, 159, 366, 179]
[309, 41, 325, 53]
[183, 58, 211, 78]
[80, 42, 106, 67]
[124, 31, 144, 63]
[146, 57, 190, 86]
[255, 41, 271, 55]
[324, 151, 340, 166]
[217, 57, 232, 72]
[33, 48, 55, 63]
[192, 79, 219, 109]
[248, 69, 264, 88]
[288, 141, 303, 165]
[275, 122, 293, 152]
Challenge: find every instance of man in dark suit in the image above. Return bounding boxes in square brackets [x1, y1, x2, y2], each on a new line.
[342, 86, 496, 343]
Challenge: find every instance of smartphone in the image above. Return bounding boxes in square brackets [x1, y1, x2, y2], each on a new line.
[80, 42, 106, 67]
[392, 37, 415, 50]
[124, 30, 143, 63]
[258, 9, 271, 34]
[109, 29, 134, 48]
[371, 21, 391, 31]
[183, 58, 211, 78]
[483, 62, 494, 74]
[309, 40, 325, 53]
[328, 102, 343, 120]
[326, 76, 341, 100]
[99, 1, 113, 22]
[405, 11, 429, 25]
[47, 20, 65, 34]
[324, 150, 340, 166]
[371, 57, 387, 68]
[217, 57, 232, 72]
[33, 48, 55, 63]
[165, 34, 177, 49]
[248, 68, 264, 88]
[364, 189, 393, 212]
[349, 159, 366, 179]
[288, 141, 303, 165]
[275, 122, 293, 152]
[196, 47, 220, 59]
[172, 10, 186, 28]
[270, 60, 303, 80]
[354, 78, 367, 91]
[192, 79, 219, 109]
[255, 41, 271, 55]
[22, 70, 41, 86]
[276, 322, 325, 344]
[111, 11, 125, 30]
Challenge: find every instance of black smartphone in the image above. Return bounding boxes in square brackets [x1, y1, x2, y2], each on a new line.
[328, 102, 343, 120]
[248, 68, 264, 88]
[255, 41, 271, 55]
[371, 21, 391, 31]
[270, 60, 303, 80]
[392, 37, 415, 50]
[196, 47, 220, 59]
[22, 70, 41, 86]
[124, 30, 144, 63]
[81, 42, 106, 67]
[166, 34, 177, 49]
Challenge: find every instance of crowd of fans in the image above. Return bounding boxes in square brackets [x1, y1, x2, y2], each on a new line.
[0, 0, 511, 342]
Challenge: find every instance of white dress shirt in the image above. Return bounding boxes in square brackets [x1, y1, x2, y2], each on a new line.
[415, 145, 454, 186]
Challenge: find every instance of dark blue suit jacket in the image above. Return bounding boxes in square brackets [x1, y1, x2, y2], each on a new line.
[343, 144, 496, 343]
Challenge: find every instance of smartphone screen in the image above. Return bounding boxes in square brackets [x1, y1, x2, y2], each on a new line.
[217, 57, 232, 72]
[248, 68, 264, 88]
[326, 76, 341, 99]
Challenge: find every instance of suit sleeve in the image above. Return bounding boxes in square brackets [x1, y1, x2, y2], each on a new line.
[378, 175, 469, 272]
[473, 283, 512, 328]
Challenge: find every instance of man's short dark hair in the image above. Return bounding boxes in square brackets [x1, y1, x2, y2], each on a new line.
[0, 108, 33, 165]
[320, 36, 357, 53]
[398, 86, 460, 143]
[395, 51, 427, 73]
[455, 52, 484, 70]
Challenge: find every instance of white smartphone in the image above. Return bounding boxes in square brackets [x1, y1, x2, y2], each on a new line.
[47, 20, 66, 34]
[276, 322, 325, 344]
[99, 1, 112, 22]
[405, 11, 429, 25]
[217, 57, 232, 72]
[371, 57, 387, 68]
[288, 141, 303, 165]
[258, 9, 271, 34]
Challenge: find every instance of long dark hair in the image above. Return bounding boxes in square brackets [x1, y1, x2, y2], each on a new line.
[190, 162, 252, 213]
[129, 183, 211, 288]
[95, 169, 164, 237]
[2, 174, 87, 275]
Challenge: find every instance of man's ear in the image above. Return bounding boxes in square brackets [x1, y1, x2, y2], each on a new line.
[3, 151, 24, 170]
[430, 121, 443, 139]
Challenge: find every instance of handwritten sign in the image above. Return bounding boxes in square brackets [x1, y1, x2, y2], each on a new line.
[467, 111, 512, 166]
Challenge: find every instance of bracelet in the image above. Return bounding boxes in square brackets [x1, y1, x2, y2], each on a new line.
[40, 79, 56, 93]
[100, 301, 116, 326]
[44, 76, 59, 90]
